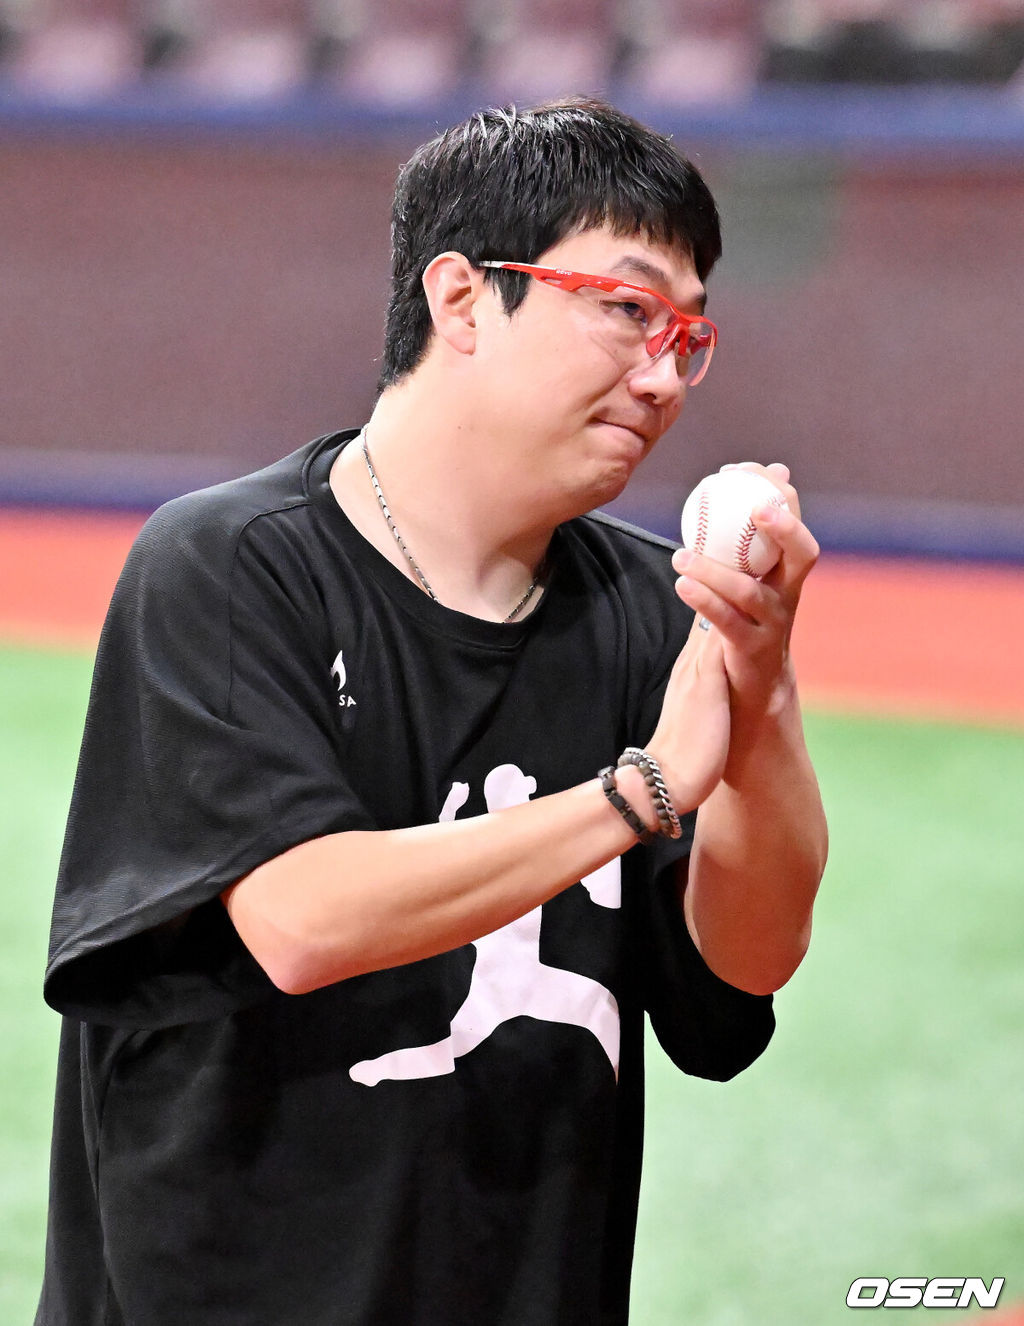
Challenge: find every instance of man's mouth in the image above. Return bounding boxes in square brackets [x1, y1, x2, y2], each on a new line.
[596, 419, 651, 447]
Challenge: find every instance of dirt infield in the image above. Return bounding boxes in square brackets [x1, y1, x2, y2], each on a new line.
[2, 507, 1023, 729]
[0, 508, 144, 649]
[794, 553, 1024, 728]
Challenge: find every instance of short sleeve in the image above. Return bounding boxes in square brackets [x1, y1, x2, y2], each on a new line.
[632, 859, 775, 1081]
[44, 493, 373, 1028]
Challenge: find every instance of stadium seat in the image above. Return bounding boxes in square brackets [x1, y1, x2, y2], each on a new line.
[476, 0, 615, 103]
[621, 0, 763, 105]
[327, 0, 468, 105]
[12, 0, 142, 96]
[763, 0, 1024, 84]
[981, 1, 1024, 83]
[0, 0, 29, 64]
[168, 0, 311, 98]
[896, 0, 1024, 83]
[764, 0, 910, 83]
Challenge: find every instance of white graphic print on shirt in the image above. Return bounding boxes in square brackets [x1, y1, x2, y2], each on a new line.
[349, 763, 621, 1086]
[331, 649, 357, 707]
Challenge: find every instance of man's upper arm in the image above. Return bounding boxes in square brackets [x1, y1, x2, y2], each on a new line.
[44, 493, 370, 1026]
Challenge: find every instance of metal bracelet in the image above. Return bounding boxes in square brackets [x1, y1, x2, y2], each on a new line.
[616, 747, 683, 840]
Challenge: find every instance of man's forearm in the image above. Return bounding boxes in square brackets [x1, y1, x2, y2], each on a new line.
[682, 679, 828, 995]
[223, 772, 658, 995]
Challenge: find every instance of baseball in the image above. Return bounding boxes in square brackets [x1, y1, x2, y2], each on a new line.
[680, 469, 788, 578]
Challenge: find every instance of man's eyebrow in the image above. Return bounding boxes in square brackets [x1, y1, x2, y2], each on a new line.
[609, 255, 669, 285]
[609, 256, 707, 313]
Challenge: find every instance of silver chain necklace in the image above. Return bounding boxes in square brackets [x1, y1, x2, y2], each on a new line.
[361, 434, 543, 622]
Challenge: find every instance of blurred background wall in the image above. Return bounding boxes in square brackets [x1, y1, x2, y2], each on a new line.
[2, 0, 1024, 559]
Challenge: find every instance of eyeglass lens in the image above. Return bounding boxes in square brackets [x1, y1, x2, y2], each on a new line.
[574, 283, 713, 385]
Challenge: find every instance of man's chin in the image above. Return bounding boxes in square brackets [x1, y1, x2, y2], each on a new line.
[575, 460, 636, 514]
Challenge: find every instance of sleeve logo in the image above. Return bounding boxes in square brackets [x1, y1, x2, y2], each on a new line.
[331, 650, 357, 707]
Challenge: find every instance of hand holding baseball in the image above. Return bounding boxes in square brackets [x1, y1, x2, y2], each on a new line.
[647, 462, 819, 809]
[680, 468, 789, 578]
[671, 461, 819, 714]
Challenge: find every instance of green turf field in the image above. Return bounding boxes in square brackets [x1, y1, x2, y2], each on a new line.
[2, 644, 1021, 1323]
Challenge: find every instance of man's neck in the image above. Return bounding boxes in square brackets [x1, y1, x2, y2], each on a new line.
[329, 379, 556, 623]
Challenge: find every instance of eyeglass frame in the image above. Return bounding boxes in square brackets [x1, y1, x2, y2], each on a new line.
[477, 259, 719, 387]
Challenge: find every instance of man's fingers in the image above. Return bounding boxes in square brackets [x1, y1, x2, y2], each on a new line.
[752, 501, 819, 594]
[719, 459, 800, 519]
[674, 554, 764, 639]
[685, 606, 716, 647]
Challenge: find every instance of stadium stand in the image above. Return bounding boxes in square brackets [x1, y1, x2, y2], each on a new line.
[1, 0, 1022, 97]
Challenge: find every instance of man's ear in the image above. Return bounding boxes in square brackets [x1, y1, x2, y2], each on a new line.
[421, 252, 485, 356]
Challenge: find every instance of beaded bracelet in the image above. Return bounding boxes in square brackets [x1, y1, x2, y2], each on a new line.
[598, 766, 655, 846]
[616, 747, 683, 840]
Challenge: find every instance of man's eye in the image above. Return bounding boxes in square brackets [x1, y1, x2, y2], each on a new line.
[607, 299, 648, 324]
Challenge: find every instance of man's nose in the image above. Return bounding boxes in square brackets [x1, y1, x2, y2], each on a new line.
[626, 349, 686, 410]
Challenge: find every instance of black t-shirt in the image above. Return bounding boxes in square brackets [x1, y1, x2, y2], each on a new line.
[36, 430, 774, 1326]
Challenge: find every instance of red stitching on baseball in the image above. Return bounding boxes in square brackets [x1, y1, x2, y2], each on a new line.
[696, 490, 709, 554]
[737, 493, 785, 576]
[737, 518, 757, 576]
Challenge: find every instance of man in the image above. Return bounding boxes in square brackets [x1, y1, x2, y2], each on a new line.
[37, 98, 827, 1325]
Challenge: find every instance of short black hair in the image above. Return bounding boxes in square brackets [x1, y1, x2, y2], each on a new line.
[378, 97, 722, 391]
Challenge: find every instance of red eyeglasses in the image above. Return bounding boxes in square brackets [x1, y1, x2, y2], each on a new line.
[478, 260, 718, 386]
